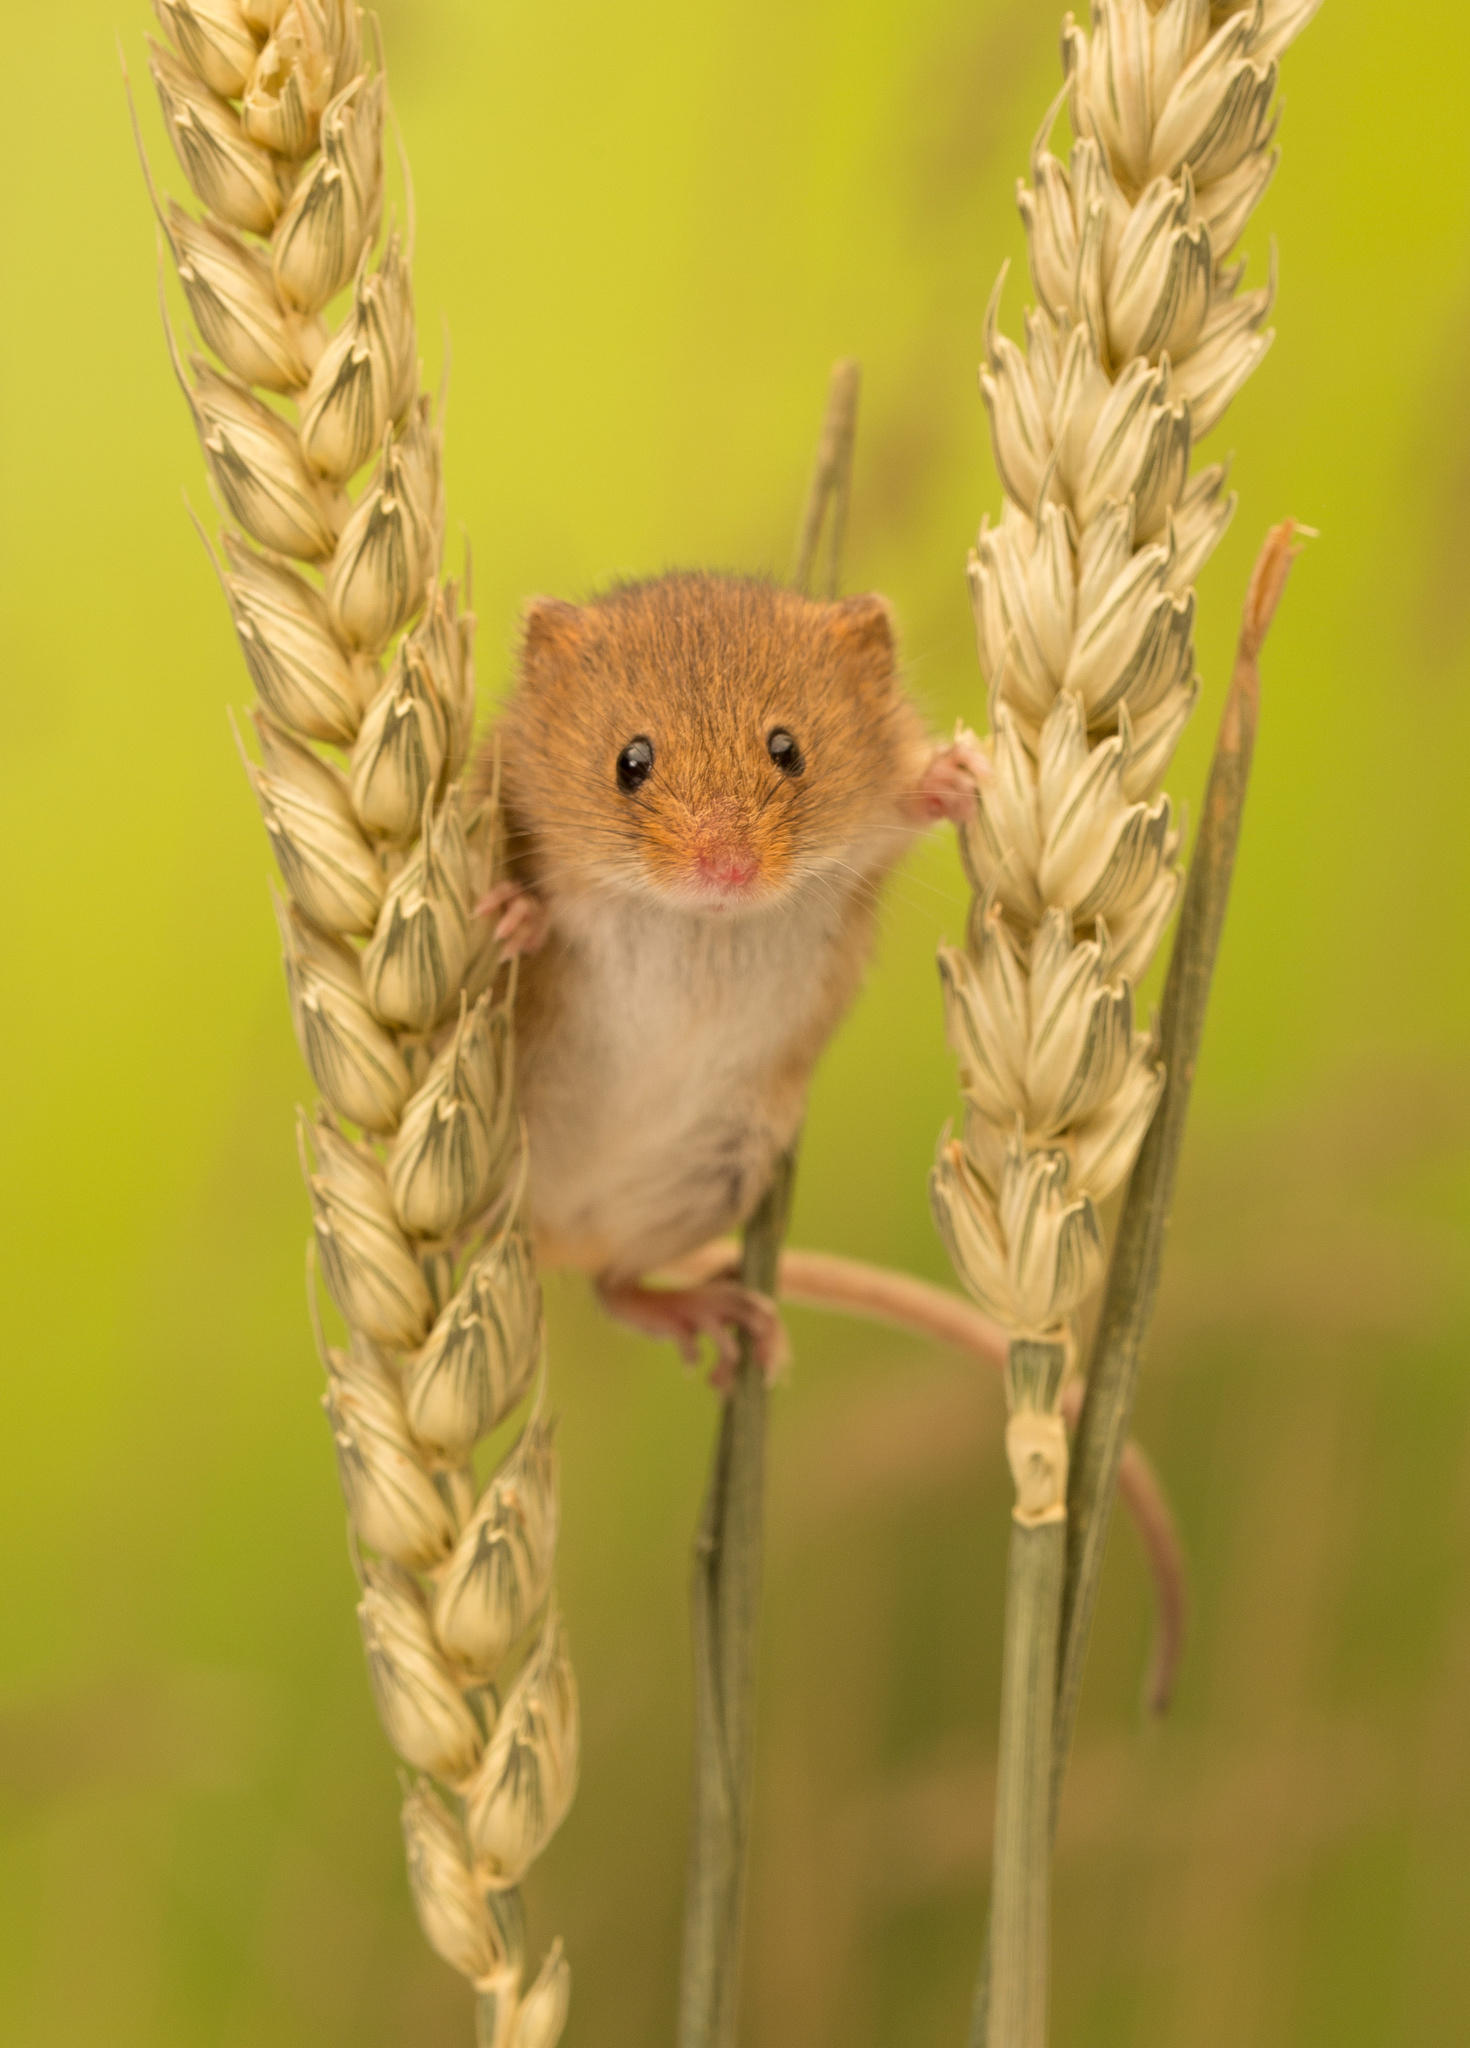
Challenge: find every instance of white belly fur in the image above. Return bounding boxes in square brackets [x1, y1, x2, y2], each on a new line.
[517, 883, 866, 1279]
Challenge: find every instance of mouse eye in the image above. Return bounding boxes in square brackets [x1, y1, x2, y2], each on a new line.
[616, 735, 655, 793]
[767, 727, 804, 776]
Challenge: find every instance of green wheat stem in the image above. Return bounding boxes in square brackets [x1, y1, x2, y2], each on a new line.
[675, 361, 859, 2048]
[986, 1336, 1069, 2048]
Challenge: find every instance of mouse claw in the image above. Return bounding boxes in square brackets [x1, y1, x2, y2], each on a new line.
[596, 1276, 790, 1390]
[474, 880, 549, 958]
[908, 730, 991, 826]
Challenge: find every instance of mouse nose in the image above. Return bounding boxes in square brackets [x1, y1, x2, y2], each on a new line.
[693, 844, 759, 889]
[690, 819, 760, 891]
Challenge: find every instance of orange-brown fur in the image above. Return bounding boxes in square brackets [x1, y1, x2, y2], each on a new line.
[485, 572, 932, 1281]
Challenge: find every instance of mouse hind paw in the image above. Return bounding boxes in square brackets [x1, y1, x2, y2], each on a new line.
[596, 1275, 790, 1388]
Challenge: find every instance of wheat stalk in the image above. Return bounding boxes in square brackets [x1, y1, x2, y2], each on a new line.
[676, 359, 863, 2048]
[928, 4, 1320, 2041]
[135, 6, 574, 2040]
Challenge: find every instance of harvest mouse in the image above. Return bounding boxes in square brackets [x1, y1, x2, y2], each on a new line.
[477, 571, 981, 1377]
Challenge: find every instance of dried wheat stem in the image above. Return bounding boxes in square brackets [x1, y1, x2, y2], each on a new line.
[794, 357, 861, 602]
[928, 5, 1320, 2041]
[139, 6, 573, 2040]
[1055, 517, 1300, 1791]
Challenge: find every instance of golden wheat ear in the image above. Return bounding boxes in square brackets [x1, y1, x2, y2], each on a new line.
[136, 4, 574, 2038]
[932, 6, 1321, 2044]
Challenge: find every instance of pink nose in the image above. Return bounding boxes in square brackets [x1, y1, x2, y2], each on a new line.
[694, 846, 759, 889]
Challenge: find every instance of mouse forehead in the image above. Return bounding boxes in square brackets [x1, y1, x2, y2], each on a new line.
[605, 624, 816, 725]
[583, 575, 884, 728]
[513, 575, 902, 776]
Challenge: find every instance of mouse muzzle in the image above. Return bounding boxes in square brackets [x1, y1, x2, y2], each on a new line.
[683, 803, 764, 904]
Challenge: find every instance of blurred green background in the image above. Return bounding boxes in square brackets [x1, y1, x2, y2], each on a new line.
[3, 2, 1468, 2042]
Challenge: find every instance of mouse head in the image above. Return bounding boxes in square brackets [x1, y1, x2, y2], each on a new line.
[499, 572, 928, 913]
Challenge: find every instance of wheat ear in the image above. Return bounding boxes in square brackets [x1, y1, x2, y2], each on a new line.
[928, 4, 1320, 2042]
[136, 6, 574, 2040]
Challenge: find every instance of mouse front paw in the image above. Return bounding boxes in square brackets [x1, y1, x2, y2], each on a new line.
[474, 880, 550, 958]
[908, 730, 991, 826]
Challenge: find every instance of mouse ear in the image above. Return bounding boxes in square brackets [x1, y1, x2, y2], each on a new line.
[826, 593, 897, 676]
[520, 597, 586, 666]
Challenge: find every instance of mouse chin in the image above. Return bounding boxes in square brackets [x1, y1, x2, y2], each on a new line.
[627, 858, 788, 916]
[663, 872, 779, 915]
